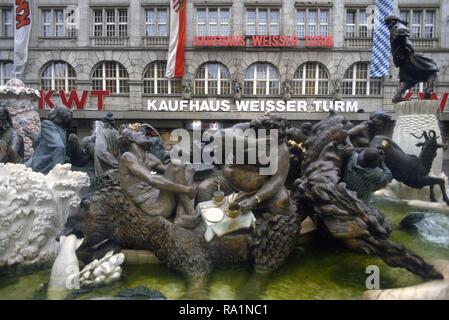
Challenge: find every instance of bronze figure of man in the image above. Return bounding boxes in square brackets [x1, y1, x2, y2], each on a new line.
[118, 129, 199, 229]
[348, 110, 391, 148]
[385, 15, 439, 103]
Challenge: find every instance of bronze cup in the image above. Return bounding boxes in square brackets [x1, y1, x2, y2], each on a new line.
[227, 202, 241, 219]
[213, 191, 225, 205]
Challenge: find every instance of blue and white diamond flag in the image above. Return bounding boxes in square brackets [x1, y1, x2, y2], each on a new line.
[370, 0, 394, 78]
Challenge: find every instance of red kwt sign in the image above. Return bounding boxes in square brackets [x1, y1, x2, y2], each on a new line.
[39, 90, 111, 110]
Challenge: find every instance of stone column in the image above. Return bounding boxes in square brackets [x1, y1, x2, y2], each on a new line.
[129, 0, 141, 47]
[185, 0, 196, 47]
[129, 81, 143, 111]
[440, 0, 449, 49]
[77, 0, 90, 47]
[233, 1, 246, 38]
[333, 0, 345, 48]
[283, 0, 296, 36]
[382, 80, 397, 112]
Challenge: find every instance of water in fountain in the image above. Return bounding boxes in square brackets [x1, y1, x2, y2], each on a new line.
[378, 100, 448, 202]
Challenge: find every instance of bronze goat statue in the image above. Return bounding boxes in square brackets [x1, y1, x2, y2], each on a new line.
[371, 130, 449, 205]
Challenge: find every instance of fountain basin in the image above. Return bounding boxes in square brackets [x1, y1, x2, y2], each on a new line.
[1, 199, 448, 300]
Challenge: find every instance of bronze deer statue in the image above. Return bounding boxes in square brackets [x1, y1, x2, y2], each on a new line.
[371, 130, 449, 205]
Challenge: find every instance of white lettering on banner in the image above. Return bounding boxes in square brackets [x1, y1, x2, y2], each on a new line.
[147, 100, 359, 113]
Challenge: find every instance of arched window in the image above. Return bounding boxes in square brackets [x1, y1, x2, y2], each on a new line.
[0, 60, 13, 85]
[41, 61, 77, 92]
[92, 61, 129, 94]
[244, 63, 280, 95]
[342, 62, 382, 96]
[194, 62, 230, 95]
[143, 61, 181, 95]
[293, 62, 329, 95]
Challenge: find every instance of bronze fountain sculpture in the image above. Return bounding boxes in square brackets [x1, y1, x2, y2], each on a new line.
[342, 147, 393, 205]
[0, 105, 24, 163]
[60, 112, 445, 300]
[385, 15, 439, 103]
[26, 105, 72, 173]
[293, 111, 442, 279]
[67, 113, 170, 174]
[371, 130, 449, 205]
[348, 110, 391, 148]
[63, 114, 299, 297]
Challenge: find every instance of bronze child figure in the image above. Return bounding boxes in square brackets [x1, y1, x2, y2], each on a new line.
[385, 15, 439, 103]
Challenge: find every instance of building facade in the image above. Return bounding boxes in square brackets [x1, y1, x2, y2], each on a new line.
[1, 0, 449, 137]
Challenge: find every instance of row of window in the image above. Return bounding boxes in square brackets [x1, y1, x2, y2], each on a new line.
[345, 8, 436, 38]
[42, 8, 77, 38]
[0, 6, 438, 39]
[0, 60, 382, 97]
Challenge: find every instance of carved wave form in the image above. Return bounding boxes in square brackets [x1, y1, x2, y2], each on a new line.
[0, 163, 89, 268]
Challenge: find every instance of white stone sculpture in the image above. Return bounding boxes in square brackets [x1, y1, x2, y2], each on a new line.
[0, 78, 40, 97]
[48, 234, 84, 300]
[47, 241, 124, 300]
[78, 251, 125, 287]
[0, 163, 90, 267]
